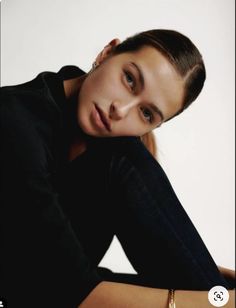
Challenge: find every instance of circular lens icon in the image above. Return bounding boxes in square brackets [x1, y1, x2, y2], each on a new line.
[208, 286, 229, 307]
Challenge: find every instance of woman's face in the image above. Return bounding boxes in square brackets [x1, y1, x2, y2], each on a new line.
[77, 46, 185, 137]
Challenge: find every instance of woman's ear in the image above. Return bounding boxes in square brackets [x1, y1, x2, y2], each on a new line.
[95, 38, 121, 65]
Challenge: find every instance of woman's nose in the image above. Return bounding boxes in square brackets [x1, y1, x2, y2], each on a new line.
[109, 100, 136, 121]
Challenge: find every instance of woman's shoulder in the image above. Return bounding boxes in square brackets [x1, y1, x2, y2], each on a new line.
[0, 65, 84, 125]
[0, 82, 57, 146]
[0, 71, 67, 168]
[0, 68, 68, 135]
[1, 70, 62, 115]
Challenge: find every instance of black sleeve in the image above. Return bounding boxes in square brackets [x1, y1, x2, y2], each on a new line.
[0, 93, 103, 308]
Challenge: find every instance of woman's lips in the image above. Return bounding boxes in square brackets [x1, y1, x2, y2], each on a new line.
[92, 104, 111, 132]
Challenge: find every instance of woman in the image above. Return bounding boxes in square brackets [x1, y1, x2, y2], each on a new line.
[0, 29, 235, 307]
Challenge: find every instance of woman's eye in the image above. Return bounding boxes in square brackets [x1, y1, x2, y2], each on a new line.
[140, 107, 153, 123]
[124, 71, 135, 91]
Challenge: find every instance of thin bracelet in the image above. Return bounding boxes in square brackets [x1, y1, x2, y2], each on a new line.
[168, 289, 176, 308]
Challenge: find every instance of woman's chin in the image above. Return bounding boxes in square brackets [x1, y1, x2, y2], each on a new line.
[77, 119, 91, 134]
[78, 121, 102, 137]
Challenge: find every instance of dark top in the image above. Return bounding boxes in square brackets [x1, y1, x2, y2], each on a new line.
[0, 66, 105, 307]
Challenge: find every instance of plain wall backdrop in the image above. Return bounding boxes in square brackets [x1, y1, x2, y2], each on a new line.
[1, 0, 235, 273]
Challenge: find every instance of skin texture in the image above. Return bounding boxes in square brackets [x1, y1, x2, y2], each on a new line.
[64, 40, 185, 139]
[64, 41, 184, 160]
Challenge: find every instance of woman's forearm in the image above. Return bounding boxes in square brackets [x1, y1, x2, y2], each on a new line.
[176, 289, 235, 308]
[79, 281, 235, 308]
[79, 281, 168, 308]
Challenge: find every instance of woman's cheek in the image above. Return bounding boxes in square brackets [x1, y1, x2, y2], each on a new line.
[120, 121, 143, 136]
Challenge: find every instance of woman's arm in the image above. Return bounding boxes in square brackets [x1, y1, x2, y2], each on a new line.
[79, 281, 168, 308]
[79, 281, 235, 308]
